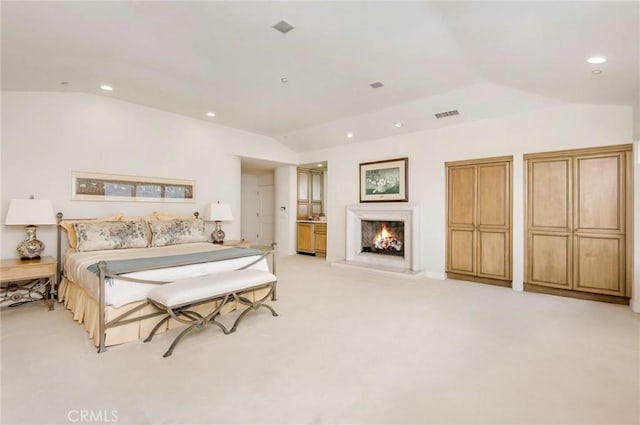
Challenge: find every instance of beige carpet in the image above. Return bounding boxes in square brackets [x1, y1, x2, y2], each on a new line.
[2, 254, 639, 424]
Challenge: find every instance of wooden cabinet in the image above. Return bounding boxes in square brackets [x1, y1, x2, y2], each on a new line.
[446, 156, 512, 286]
[297, 170, 310, 219]
[297, 168, 323, 219]
[311, 171, 323, 216]
[297, 223, 315, 254]
[314, 222, 327, 257]
[525, 145, 632, 301]
[296, 222, 326, 257]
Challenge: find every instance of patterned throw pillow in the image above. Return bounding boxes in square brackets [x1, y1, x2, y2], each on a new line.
[60, 214, 123, 249]
[74, 220, 149, 252]
[149, 218, 206, 247]
[119, 216, 154, 244]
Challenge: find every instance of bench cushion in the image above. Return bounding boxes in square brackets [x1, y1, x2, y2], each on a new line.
[148, 269, 276, 308]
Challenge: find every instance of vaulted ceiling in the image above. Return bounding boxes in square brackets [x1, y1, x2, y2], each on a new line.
[2, 1, 638, 153]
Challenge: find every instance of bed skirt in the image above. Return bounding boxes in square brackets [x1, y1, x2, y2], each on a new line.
[57, 277, 269, 347]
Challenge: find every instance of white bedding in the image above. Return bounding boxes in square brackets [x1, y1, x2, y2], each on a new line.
[63, 242, 267, 308]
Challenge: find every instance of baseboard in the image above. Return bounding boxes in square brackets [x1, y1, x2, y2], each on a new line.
[630, 298, 640, 313]
[425, 271, 446, 280]
[447, 272, 512, 288]
[524, 283, 630, 305]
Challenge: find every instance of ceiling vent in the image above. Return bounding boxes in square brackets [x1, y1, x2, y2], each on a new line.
[369, 81, 384, 89]
[435, 110, 459, 119]
[272, 20, 295, 34]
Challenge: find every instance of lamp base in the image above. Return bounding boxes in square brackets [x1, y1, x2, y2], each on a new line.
[211, 221, 225, 244]
[20, 255, 41, 261]
[17, 226, 45, 260]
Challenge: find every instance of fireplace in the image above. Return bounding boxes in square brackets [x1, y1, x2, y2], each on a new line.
[344, 203, 421, 273]
[361, 220, 404, 257]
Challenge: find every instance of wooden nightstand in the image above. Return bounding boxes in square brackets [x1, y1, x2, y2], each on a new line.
[0, 256, 56, 310]
[221, 240, 252, 248]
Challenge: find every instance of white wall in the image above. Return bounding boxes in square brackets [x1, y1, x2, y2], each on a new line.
[633, 80, 640, 311]
[302, 104, 634, 290]
[633, 140, 640, 312]
[1, 92, 298, 258]
[634, 103, 639, 141]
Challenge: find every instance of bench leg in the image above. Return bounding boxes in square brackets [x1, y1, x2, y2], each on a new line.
[163, 323, 197, 358]
[163, 311, 208, 357]
[149, 296, 233, 357]
[209, 314, 231, 335]
[144, 315, 171, 343]
[229, 284, 278, 333]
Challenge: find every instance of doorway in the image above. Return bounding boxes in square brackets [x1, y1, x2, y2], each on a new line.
[241, 172, 274, 245]
[258, 185, 274, 246]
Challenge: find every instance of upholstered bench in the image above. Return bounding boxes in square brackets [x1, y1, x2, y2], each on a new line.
[145, 269, 278, 357]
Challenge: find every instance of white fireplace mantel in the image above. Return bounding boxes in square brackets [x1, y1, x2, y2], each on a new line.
[343, 203, 421, 274]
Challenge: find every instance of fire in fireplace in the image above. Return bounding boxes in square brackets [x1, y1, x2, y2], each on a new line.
[361, 220, 404, 257]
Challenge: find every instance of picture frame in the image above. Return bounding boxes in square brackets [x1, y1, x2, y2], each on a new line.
[359, 157, 408, 202]
[71, 171, 195, 203]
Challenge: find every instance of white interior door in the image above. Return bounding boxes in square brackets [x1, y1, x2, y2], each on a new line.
[258, 185, 274, 246]
[241, 175, 259, 243]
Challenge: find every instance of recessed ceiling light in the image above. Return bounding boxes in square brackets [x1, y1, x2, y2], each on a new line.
[100, 84, 113, 91]
[346, 132, 354, 138]
[592, 69, 603, 75]
[207, 112, 216, 117]
[369, 81, 384, 89]
[586, 56, 607, 64]
[394, 122, 403, 128]
[281, 77, 288, 84]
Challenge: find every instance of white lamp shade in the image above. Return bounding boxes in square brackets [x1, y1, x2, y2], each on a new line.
[205, 203, 233, 221]
[4, 199, 56, 226]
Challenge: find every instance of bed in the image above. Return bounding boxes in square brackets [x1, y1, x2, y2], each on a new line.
[56, 212, 276, 352]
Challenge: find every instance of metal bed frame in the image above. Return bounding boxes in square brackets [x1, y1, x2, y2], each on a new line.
[56, 212, 277, 353]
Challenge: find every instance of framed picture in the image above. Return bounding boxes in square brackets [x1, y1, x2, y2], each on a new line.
[359, 157, 408, 202]
[72, 172, 195, 203]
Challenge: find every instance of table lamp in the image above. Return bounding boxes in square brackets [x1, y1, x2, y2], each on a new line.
[206, 202, 233, 244]
[4, 198, 56, 260]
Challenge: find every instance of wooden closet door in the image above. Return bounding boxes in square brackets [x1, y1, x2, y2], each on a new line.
[573, 153, 626, 296]
[447, 165, 476, 276]
[477, 162, 510, 280]
[446, 157, 512, 284]
[525, 145, 632, 301]
[526, 157, 572, 289]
